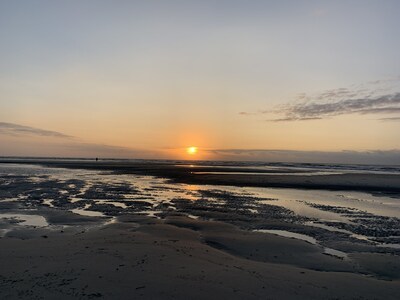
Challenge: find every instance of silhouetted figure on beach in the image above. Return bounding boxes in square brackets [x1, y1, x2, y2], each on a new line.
[95, 157, 98, 162]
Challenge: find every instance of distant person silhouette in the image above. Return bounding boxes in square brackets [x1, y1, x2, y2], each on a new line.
[95, 157, 98, 162]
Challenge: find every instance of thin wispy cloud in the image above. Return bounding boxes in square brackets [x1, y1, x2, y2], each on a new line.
[0, 122, 73, 138]
[238, 112, 257, 116]
[0, 121, 166, 159]
[273, 92, 400, 121]
[240, 78, 400, 122]
[378, 117, 400, 122]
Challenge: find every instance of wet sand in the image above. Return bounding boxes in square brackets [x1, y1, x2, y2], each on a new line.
[0, 160, 399, 299]
[1, 215, 399, 299]
[1, 159, 400, 194]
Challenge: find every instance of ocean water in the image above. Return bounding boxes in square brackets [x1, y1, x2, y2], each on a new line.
[2, 157, 400, 174]
[176, 161, 400, 175]
[0, 162, 399, 250]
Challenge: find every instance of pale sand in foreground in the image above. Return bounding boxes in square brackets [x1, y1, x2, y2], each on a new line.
[1, 215, 399, 300]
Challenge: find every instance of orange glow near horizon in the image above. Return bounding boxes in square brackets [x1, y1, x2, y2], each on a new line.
[186, 146, 198, 155]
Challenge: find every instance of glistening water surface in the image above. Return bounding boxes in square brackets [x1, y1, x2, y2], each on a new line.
[0, 163, 399, 250]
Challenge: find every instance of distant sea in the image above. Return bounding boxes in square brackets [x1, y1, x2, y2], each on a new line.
[1, 156, 400, 175]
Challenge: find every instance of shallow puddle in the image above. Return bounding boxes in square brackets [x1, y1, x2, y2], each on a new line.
[255, 229, 317, 244]
[255, 229, 348, 259]
[0, 213, 48, 227]
[71, 208, 105, 217]
[0, 163, 399, 250]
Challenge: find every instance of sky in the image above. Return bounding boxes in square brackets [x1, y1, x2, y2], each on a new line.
[1, 0, 400, 163]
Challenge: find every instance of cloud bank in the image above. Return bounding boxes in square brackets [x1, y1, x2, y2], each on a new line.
[0, 122, 72, 138]
[0, 121, 162, 159]
[240, 78, 400, 122]
[272, 92, 400, 121]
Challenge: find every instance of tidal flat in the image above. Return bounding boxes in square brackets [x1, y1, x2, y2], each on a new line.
[0, 160, 399, 299]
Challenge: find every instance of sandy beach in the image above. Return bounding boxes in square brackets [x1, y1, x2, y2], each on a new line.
[1, 214, 399, 299]
[0, 160, 399, 299]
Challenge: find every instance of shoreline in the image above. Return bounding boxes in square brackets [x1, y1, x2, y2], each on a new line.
[1, 161, 399, 299]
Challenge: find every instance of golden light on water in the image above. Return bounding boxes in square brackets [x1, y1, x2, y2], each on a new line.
[187, 146, 198, 155]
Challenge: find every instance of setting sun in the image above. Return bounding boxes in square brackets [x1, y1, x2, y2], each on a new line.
[187, 146, 198, 155]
